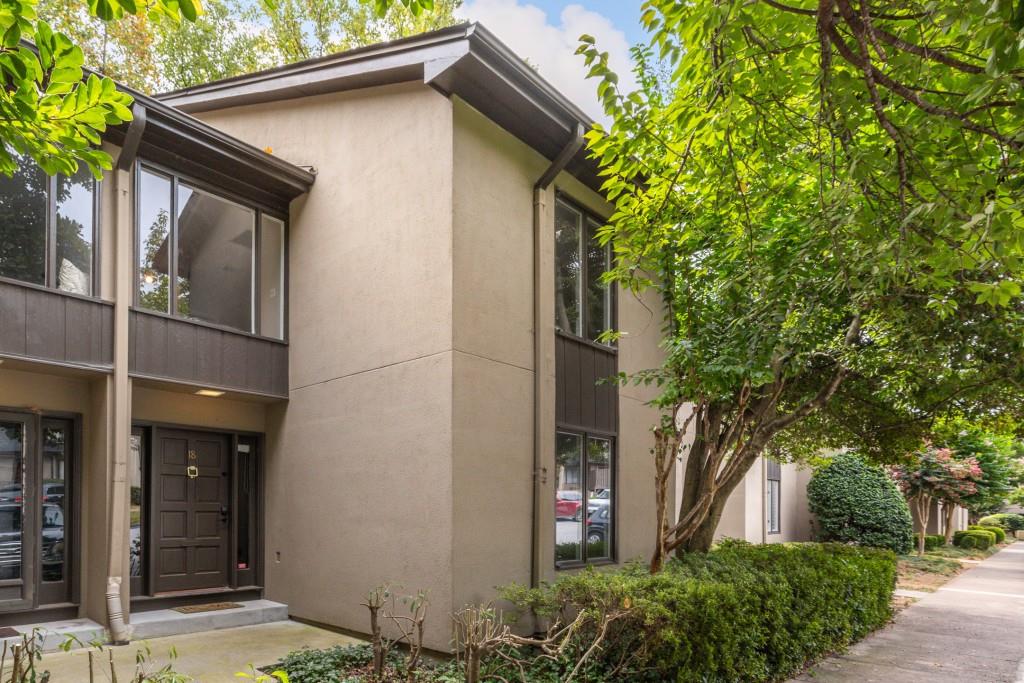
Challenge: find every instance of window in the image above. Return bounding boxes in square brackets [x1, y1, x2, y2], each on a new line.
[554, 198, 612, 343]
[0, 154, 96, 294]
[136, 164, 286, 338]
[766, 459, 781, 535]
[555, 430, 614, 566]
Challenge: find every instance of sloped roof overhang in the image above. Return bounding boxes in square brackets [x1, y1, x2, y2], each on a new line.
[158, 23, 603, 192]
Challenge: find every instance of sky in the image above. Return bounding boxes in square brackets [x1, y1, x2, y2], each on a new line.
[454, 0, 647, 121]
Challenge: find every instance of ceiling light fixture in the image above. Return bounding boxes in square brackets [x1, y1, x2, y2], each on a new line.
[195, 389, 225, 397]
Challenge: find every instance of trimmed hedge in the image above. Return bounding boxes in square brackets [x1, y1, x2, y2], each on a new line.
[978, 513, 1024, 532]
[914, 533, 945, 551]
[808, 453, 914, 553]
[970, 524, 1006, 543]
[954, 529, 996, 550]
[511, 542, 897, 683]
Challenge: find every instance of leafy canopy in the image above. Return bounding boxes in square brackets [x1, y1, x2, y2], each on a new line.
[579, 0, 1024, 464]
[2, 0, 435, 178]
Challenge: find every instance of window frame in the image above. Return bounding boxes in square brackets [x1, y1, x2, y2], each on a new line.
[133, 160, 289, 340]
[554, 428, 617, 569]
[0, 158, 101, 297]
[554, 194, 616, 348]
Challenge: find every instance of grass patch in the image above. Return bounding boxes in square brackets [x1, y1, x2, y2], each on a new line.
[897, 540, 1004, 592]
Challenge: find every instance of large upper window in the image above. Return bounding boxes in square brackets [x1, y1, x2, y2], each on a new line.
[136, 165, 285, 338]
[554, 198, 612, 342]
[0, 154, 96, 294]
[555, 430, 614, 566]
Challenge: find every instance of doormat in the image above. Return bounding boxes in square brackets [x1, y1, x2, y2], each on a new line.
[172, 602, 244, 614]
[0, 627, 20, 638]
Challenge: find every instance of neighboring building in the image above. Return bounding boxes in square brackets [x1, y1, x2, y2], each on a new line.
[0, 24, 665, 650]
[713, 458, 815, 544]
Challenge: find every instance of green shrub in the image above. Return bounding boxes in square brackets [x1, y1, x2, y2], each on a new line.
[271, 643, 392, 682]
[954, 529, 995, 550]
[970, 524, 1005, 543]
[914, 533, 946, 551]
[978, 513, 1024, 532]
[808, 453, 914, 553]
[506, 542, 896, 683]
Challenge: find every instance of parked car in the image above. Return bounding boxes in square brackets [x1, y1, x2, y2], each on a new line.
[41, 503, 64, 581]
[42, 483, 64, 505]
[556, 490, 583, 520]
[0, 503, 20, 580]
[587, 488, 611, 514]
[584, 505, 611, 546]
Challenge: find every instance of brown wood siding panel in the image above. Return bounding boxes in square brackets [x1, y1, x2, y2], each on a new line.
[0, 283, 27, 356]
[129, 309, 287, 397]
[25, 289, 66, 360]
[0, 279, 113, 368]
[166, 321, 197, 381]
[195, 326, 223, 386]
[556, 334, 616, 434]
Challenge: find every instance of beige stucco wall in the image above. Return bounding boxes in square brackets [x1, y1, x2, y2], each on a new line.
[197, 83, 458, 648]
[131, 385, 266, 432]
[451, 99, 665, 596]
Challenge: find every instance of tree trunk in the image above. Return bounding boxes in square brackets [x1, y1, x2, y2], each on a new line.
[943, 501, 956, 546]
[674, 458, 749, 556]
[914, 494, 931, 556]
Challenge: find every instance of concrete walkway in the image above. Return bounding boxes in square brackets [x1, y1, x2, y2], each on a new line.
[34, 620, 363, 682]
[794, 542, 1024, 682]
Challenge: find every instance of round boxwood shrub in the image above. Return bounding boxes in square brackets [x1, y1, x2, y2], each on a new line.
[970, 524, 1005, 543]
[955, 529, 995, 550]
[808, 452, 914, 554]
[978, 513, 1024, 532]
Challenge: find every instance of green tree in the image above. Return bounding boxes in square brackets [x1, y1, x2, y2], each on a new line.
[893, 445, 982, 555]
[0, 0, 430, 179]
[578, 0, 1024, 567]
[937, 424, 1021, 526]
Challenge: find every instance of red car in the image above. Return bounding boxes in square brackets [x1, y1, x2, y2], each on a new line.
[556, 491, 583, 520]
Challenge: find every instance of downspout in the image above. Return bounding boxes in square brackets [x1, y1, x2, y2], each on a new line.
[531, 124, 585, 588]
[108, 103, 146, 645]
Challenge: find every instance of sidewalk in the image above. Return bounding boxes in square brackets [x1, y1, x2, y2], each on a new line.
[793, 542, 1024, 682]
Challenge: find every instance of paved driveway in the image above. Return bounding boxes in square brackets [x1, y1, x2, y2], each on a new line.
[794, 542, 1024, 682]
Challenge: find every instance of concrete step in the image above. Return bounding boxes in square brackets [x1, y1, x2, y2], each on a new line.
[1, 618, 107, 653]
[129, 599, 288, 640]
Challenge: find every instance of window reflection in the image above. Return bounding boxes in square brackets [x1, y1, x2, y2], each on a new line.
[0, 154, 48, 285]
[129, 434, 143, 578]
[585, 438, 612, 560]
[138, 170, 172, 313]
[555, 432, 583, 564]
[555, 431, 614, 566]
[259, 215, 285, 339]
[56, 167, 95, 295]
[176, 184, 254, 332]
[41, 425, 67, 582]
[0, 422, 24, 581]
[555, 202, 582, 336]
[585, 218, 611, 341]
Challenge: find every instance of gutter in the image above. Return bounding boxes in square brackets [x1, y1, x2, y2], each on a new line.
[530, 124, 585, 588]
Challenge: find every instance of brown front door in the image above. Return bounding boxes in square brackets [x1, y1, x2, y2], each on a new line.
[151, 429, 230, 593]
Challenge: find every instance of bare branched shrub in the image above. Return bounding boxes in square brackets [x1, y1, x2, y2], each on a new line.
[362, 585, 393, 680]
[386, 590, 429, 683]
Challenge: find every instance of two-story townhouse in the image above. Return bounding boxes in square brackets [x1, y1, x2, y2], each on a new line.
[0, 23, 667, 650]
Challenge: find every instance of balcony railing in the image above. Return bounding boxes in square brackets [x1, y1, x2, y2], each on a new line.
[0, 277, 114, 370]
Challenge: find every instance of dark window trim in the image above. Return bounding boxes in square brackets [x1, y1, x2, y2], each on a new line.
[554, 429, 617, 569]
[0, 407, 81, 613]
[553, 192, 616, 348]
[133, 160, 288, 340]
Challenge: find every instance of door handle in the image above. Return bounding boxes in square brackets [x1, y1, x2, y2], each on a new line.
[220, 506, 230, 524]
